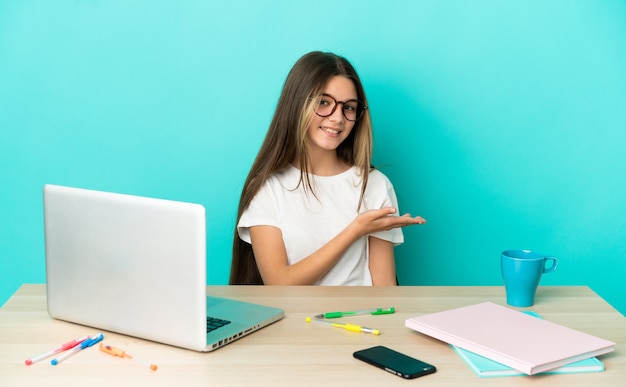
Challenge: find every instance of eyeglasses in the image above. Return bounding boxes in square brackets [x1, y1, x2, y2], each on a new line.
[313, 93, 367, 122]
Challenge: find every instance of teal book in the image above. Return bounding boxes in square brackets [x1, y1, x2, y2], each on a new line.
[451, 344, 604, 377]
[451, 311, 604, 377]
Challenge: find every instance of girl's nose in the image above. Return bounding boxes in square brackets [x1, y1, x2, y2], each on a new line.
[328, 104, 345, 123]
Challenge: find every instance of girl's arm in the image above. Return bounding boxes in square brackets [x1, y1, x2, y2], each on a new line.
[249, 207, 425, 285]
[368, 236, 397, 286]
[249, 223, 360, 285]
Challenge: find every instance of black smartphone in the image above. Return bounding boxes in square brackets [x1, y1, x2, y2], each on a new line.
[353, 345, 436, 379]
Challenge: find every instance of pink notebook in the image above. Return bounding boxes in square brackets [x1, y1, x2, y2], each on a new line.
[405, 302, 615, 375]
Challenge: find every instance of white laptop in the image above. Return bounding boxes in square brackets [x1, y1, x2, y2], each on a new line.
[43, 184, 284, 352]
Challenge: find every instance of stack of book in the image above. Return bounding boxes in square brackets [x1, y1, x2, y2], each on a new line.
[405, 302, 615, 377]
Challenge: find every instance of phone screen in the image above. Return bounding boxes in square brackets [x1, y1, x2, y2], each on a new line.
[353, 346, 436, 379]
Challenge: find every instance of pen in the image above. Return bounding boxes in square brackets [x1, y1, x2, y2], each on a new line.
[314, 307, 395, 319]
[25, 335, 90, 365]
[305, 317, 381, 335]
[51, 333, 104, 366]
[99, 343, 158, 371]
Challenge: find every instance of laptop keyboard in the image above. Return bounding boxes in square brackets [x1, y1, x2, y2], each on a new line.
[207, 316, 231, 333]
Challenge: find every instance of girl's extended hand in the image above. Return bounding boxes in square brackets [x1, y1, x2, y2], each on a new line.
[352, 207, 426, 236]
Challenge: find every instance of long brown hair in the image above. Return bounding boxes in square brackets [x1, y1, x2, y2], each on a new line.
[229, 51, 373, 285]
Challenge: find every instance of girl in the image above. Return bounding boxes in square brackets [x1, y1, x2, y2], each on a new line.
[230, 51, 425, 286]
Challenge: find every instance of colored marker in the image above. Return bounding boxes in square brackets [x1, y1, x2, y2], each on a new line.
[99, 343, 157, 371]
[314, 307, 395, 319]
[305, 317, 380, 335]
[51, 333, 104, 366]
[25, 335, 90, 365]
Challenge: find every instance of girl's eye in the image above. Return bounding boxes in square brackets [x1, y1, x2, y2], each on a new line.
[344, 103, 357, 112]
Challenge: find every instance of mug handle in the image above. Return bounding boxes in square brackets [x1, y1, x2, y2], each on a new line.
[543, 256, 558, 273]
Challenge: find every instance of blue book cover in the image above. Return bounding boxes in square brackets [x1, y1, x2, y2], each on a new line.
[451, 344, 604, 377]
[451, 311, 604, 377]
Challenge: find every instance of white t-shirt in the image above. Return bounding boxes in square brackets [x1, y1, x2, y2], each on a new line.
[237, 165, 404, 285]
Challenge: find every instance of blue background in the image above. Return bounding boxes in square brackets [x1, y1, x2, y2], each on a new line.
[1, 1, 625, 315]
